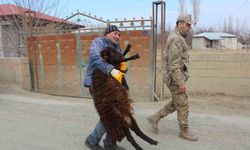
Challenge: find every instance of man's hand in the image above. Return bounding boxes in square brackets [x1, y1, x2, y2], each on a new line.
[179, 83, 186, 93]
[110, 69, 124, 83]
[120, 62, 127, 73]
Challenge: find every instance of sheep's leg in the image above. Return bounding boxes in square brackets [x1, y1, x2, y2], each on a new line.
[124, 128, 143, 150]
[108, 106, 124, 121]
[111, 106, 133, 127]
[123, 44, 131, 56]
[129, 116, 158, 145]
[121, 54, 140, 62]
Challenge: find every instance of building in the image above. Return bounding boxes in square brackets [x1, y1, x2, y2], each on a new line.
[192, 32, 238, 50]
[0, 4, 84, 57]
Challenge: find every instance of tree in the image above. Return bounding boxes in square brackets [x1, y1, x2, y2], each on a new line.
[223, 19, 228, 33]
[179, 0, 186, 14]
[191, 0, 201, 35]
[227, 15, 234, 33]
[0, 0, 62, 57]
[235, 17, 239, 33]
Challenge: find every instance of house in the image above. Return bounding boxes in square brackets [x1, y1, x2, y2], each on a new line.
[192, 32, 238, 50]
[0, 4, 83, 29]
[0, 4, 84, 57]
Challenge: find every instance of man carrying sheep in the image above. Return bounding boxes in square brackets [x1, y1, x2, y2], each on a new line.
[147, 14, 198, 142]
[83, 25, 126, 150]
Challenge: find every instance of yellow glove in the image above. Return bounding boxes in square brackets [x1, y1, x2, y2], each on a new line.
[120, 62, 127, 73]
[110, 69, 124, 83]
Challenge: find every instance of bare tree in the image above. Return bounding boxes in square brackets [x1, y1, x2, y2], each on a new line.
[228, 15, 234, 34]
[239, 29, 250, 52]
[0, 0, 62, 57]
[191, 0, 201, 35]
[235, 17, 240, 35]
[179, 0, 186, 14]
[223, 19, 228, 33]
[238, 19, 250, 51]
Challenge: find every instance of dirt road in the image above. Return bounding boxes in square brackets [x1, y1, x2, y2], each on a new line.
[0, 84, 250, 150]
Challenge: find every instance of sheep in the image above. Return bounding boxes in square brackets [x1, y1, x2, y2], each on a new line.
[91, 45, 158, 150]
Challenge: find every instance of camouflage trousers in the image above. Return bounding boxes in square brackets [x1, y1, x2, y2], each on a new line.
[159, 80, 189, 127]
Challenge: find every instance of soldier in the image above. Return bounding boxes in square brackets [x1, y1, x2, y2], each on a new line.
[147, 14, 198, 141]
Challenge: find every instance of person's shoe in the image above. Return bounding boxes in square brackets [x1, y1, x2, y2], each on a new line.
[179, 127, 198, 142]
[104, 144, 126, 150]
[85, 138, 104, 150]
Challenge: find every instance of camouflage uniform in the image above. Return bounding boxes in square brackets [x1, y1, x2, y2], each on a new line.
[147, 14, 198, 141]
[161, 28, 190, 128]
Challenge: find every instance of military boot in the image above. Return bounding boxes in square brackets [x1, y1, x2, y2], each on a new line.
[147, 112, 162, 133]
[179, 126, 198, 141]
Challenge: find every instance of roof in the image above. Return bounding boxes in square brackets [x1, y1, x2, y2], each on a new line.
[0, 4, 84, 29]
[193, 32, 237, 40]
[0, 4, 63, 22]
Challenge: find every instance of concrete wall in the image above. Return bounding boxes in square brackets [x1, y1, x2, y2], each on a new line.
[0, 57, 31, 90]
[221, 37, 238, 49]
[1, 53, 249, 98]
[192, 38, 207, 49]
[192, 37, 238, 50]
[0, 25, 3, 57]
[186, 52, 250, 97]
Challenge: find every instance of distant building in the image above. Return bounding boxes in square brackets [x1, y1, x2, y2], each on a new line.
[192, 32, 238, 50]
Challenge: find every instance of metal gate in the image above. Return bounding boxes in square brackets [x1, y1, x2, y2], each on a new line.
[28, 17, 153, 100]
[27, 1, 166, 101]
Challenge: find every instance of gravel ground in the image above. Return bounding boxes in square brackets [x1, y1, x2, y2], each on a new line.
[0, 84, 250, 150]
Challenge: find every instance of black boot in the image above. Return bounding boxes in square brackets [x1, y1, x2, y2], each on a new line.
[85, 138, 104, 150]
[104, 144, 126, 150]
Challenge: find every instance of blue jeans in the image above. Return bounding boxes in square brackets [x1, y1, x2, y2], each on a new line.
[87, 120, 112, 146]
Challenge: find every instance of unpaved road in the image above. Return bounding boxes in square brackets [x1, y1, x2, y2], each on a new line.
[0, 84, 250, 150]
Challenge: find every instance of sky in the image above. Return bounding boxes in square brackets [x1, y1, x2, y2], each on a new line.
[57, 0, 250, 30]
[1, 0, 250, 30]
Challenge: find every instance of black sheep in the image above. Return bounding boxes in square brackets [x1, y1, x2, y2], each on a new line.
[92, 45, 158, 150]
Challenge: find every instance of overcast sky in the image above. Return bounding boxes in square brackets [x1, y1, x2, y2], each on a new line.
[2, 0, 250, 29]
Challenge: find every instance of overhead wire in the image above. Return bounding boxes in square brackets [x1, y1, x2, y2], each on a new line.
[231, 0, 249, 16]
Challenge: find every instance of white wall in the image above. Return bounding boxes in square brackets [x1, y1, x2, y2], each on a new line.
[221, 37, 237, 49]
[192, 37, 206, 49]
[192, 37, 238, 50]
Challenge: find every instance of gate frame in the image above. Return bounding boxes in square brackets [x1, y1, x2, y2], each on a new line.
[152, 0, 166, 101]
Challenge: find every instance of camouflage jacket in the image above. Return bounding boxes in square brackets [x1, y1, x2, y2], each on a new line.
[164, 28, 189, 86]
